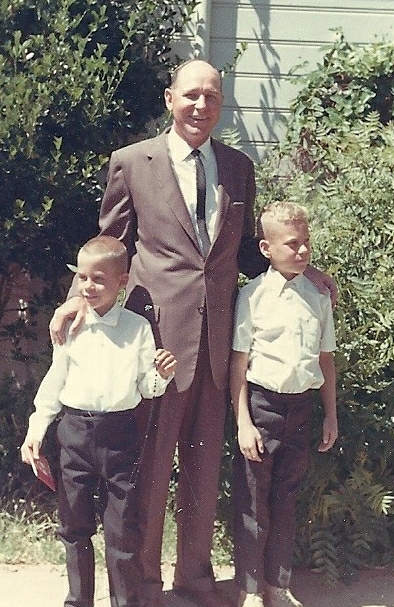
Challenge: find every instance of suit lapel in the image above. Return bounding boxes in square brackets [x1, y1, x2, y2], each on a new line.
[212, 139, 231, 246]
[147, 131, 200, 251]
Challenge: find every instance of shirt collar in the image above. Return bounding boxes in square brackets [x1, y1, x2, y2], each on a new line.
[167, 127, 212, 163]
[85, 303, 121, 327]
[264, 266, 306, 297]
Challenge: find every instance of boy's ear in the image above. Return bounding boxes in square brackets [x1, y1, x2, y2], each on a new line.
[259, 239, 271, 259]
[119, 273, 129, 288]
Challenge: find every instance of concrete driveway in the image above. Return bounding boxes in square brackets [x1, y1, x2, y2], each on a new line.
[1, 562, 394, 607]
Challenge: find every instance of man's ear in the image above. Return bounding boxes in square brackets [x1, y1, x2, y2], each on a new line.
[164, 87, 173, 111]
[259, 239, 271, 259]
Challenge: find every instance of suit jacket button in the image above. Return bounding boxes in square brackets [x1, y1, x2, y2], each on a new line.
[198, 306, 204, 314]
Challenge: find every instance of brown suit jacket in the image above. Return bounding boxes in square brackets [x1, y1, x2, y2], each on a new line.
[98, 129, 257, 392]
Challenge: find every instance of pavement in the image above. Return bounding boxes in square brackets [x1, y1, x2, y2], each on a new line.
[2, 563, 394, 607]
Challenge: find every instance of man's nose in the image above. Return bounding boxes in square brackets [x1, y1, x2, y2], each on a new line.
[194, 94, 206, 109]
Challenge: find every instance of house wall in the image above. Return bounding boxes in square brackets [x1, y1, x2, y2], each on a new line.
[175, 0, 394, 160]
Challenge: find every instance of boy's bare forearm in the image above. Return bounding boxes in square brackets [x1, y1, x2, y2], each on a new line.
[319, 351, 337, 418]
[229, 350, 251, 425]
[230, 349, 264, 461]
[318, 351, 338, 451]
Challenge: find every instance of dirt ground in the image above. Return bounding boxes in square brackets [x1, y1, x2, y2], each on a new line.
[2, 562, 394, 607]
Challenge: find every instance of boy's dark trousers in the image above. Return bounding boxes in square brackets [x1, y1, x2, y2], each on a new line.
[56, 407, 141, 607]
[233, 384, 314, 593]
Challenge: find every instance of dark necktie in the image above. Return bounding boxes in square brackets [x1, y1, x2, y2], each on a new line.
[191, 149, 211, 258]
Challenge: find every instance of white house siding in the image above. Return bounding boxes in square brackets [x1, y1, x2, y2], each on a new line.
[175, 1, 394, 160]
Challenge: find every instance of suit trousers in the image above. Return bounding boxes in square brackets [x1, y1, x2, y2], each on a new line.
[136, 314, 227, 601]
[233, 384, 314, 593]
[56, 407, 141, 607]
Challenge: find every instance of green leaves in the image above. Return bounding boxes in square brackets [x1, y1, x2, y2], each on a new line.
[0, 0, 197, 282]
[0, 0, 198, 373]
[257, 34, 394, 581]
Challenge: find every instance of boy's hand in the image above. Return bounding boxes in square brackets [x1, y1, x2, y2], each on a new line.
[155, 348, 177, 379]
[318, 416, 338, 452]
[49, 296, 87, 345]
[20, 438, 41, 467]
[238, 423, 264, 462]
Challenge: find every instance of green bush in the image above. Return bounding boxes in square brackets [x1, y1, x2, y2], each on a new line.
[0, 0, 198, 463]
[253, 34, 394, 583]
[0, 0, 197, 340]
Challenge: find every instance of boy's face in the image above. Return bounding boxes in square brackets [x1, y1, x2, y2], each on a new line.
[76, 251, 128, 317]
[260, 219, 311, 280]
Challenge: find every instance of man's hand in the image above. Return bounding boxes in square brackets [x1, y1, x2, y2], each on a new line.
[304, 265, 338, 308]
[49, 296, 88, 345]
[238, 423, 264, 462]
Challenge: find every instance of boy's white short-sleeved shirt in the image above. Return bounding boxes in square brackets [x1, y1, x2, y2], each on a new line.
[232, 267, 336, 393]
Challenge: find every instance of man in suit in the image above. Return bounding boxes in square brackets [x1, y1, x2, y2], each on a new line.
[107, 59, 256, 607]
[51, 59, 334, 607]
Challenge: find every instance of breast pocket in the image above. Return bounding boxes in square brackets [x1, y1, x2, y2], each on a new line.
[299, 316, 320, 351]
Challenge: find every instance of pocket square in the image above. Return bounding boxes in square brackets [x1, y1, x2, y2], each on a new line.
[233, 201, 245, 206]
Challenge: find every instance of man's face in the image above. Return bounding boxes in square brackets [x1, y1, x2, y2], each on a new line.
[164, 61, 223, 148]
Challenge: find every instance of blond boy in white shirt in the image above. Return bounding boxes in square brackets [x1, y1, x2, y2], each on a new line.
[21, 235, 176, 607]
[230, 202, 338, 607]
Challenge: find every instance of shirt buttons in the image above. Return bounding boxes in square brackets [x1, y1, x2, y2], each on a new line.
[198, 306, 205, 314]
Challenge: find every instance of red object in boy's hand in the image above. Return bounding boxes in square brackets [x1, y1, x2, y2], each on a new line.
[31, 454, 56, 491]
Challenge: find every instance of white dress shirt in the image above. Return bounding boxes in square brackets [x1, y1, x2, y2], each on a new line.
[232, 267, 336, 393]
[28, 304, 173, 442]
[167, 127, 218, 244]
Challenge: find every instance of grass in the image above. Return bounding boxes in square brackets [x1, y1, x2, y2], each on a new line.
[0, 499, 233, 567]
[160, 511, 233, 566]
[0, 501, 64, 565]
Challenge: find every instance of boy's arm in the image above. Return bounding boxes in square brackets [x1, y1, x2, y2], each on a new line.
[137, 327, 175, 398]
[318, 351, 338, 452]
[21, 343, 67, 466]
[230, 350, 264, 462]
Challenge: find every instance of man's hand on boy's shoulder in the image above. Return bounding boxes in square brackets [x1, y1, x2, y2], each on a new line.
[318, 415, 338, 452]
[304, 265, 338, 308]
[49, 296, 88, 345]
